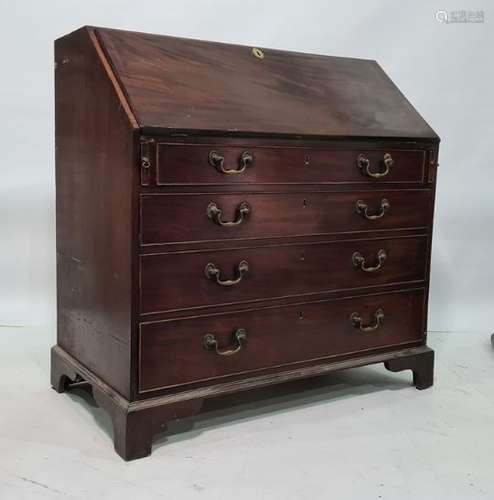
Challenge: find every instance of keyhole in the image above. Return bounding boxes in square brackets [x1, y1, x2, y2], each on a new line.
[298, 311, 304, 320]
[252, 47, 264, 59]
[304, 155, 310, 166]
[302, 199, 308, 208]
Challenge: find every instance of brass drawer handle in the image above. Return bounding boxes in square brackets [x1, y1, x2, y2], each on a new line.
[355, 198, 390, 220]
[209, 150, 254, 174]
[357, 153, 393, 179]
[350, 309, 384, 332]
[203, 328, 247, 356]
[207, 201, 251, 227]
[352, 249, 387, 272]
[204, 260, 249, 286]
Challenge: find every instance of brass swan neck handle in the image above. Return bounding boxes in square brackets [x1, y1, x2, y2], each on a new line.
[204, 260, 249, 286]
[352, 249, 387, 272]
[209, 150, 254, 175]
[355, 198, 390, 220]
[207, 201, 251, 227]
[203, 328, 247, 356]
[357, 153, 393, 179]
[350, 309, 384, 332]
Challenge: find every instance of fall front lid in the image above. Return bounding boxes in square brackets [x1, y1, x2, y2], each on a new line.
[95, 27, 438, 140]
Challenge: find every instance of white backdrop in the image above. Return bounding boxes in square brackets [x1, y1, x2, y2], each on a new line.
[0, 0, 492, 332]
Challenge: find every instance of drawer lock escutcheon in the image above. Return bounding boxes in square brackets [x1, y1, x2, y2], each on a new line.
[203, 328, 247, 356]
[204, 260, 249, 286]
[209, 150, 254, 174]
[350, 309, 384, 332]
[207, 201, 251, 227]
[355, 198, 390, 220]
[357, 153, 394, 179]
[352, 249, 387, 272]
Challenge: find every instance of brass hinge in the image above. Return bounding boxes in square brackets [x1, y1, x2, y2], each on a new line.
[427, 149, 439, 183]
[139, 138, 154, 186]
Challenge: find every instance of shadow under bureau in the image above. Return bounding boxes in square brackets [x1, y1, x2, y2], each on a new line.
[52, 26, 440, 460]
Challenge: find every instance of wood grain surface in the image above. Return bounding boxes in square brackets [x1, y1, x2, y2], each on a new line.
[155, 143, 426, 185]
[55, 27, 136, 398]
[140, 190, 432, 245]
[96, 27, 438, 140]
[139, 236, 427, 313]
[139, 289, 426, 392]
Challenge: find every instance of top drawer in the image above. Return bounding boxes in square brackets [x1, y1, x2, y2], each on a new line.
[154, 143, 426, 185]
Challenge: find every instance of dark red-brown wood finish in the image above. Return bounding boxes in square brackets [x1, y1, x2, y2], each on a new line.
[154, 144, 427, 185]
[52, 26, 439, 461]
[139, 289, 426, 392]
[139, 236, 428, 314]
[95, 28, 437, 140]
[140, 190, 433, 245]
[54, 27, 137, 399]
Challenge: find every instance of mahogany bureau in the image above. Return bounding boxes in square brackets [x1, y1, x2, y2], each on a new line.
[51, 26, 440, 460]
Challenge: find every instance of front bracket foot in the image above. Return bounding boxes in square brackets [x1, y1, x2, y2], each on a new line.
[384, 347, 434, 390]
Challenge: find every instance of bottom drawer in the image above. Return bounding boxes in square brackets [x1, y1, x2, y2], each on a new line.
[138, 289, 425, 393]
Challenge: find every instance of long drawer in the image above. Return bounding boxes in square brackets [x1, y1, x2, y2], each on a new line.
[140, 236, 427, 314]
[155, 143, 426, 185]
[140, 190, 432, 245]
[138, 289, 425, 392]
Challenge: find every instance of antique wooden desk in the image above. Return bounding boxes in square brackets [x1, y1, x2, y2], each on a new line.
[51, 26, 439, 460]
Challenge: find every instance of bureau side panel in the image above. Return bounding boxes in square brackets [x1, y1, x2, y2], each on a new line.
[55, 27, 136, 398]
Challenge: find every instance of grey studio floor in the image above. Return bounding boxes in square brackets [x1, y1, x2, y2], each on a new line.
[1, 328, 493, 500]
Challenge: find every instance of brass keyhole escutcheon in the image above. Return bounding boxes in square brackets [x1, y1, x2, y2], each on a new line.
[252, 47, 264, 59]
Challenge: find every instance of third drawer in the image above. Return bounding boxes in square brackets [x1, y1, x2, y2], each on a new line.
[140, 235, 428, 314]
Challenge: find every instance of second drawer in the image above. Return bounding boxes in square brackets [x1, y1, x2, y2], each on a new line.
[140, 236, 428, 314]
[140, 190, 432, 245]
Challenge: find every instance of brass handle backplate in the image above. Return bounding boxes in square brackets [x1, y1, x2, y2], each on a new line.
[209, 150, 254, 174]
[350, 309, 384, 332]
[207, 201, 251, 227]
[355, 198, 390, 220]
[352, 249, 387, 272]
[203, 328, 247, 356]
[357, 153, 393, 179]
[204, 260, 249, 286]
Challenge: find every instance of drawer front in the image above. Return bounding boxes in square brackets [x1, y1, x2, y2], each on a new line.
[140, 190, 432, 245]
[156, 144, 425, 185]
[139, 289, 425, 392]
[140, 236, 427, 314]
